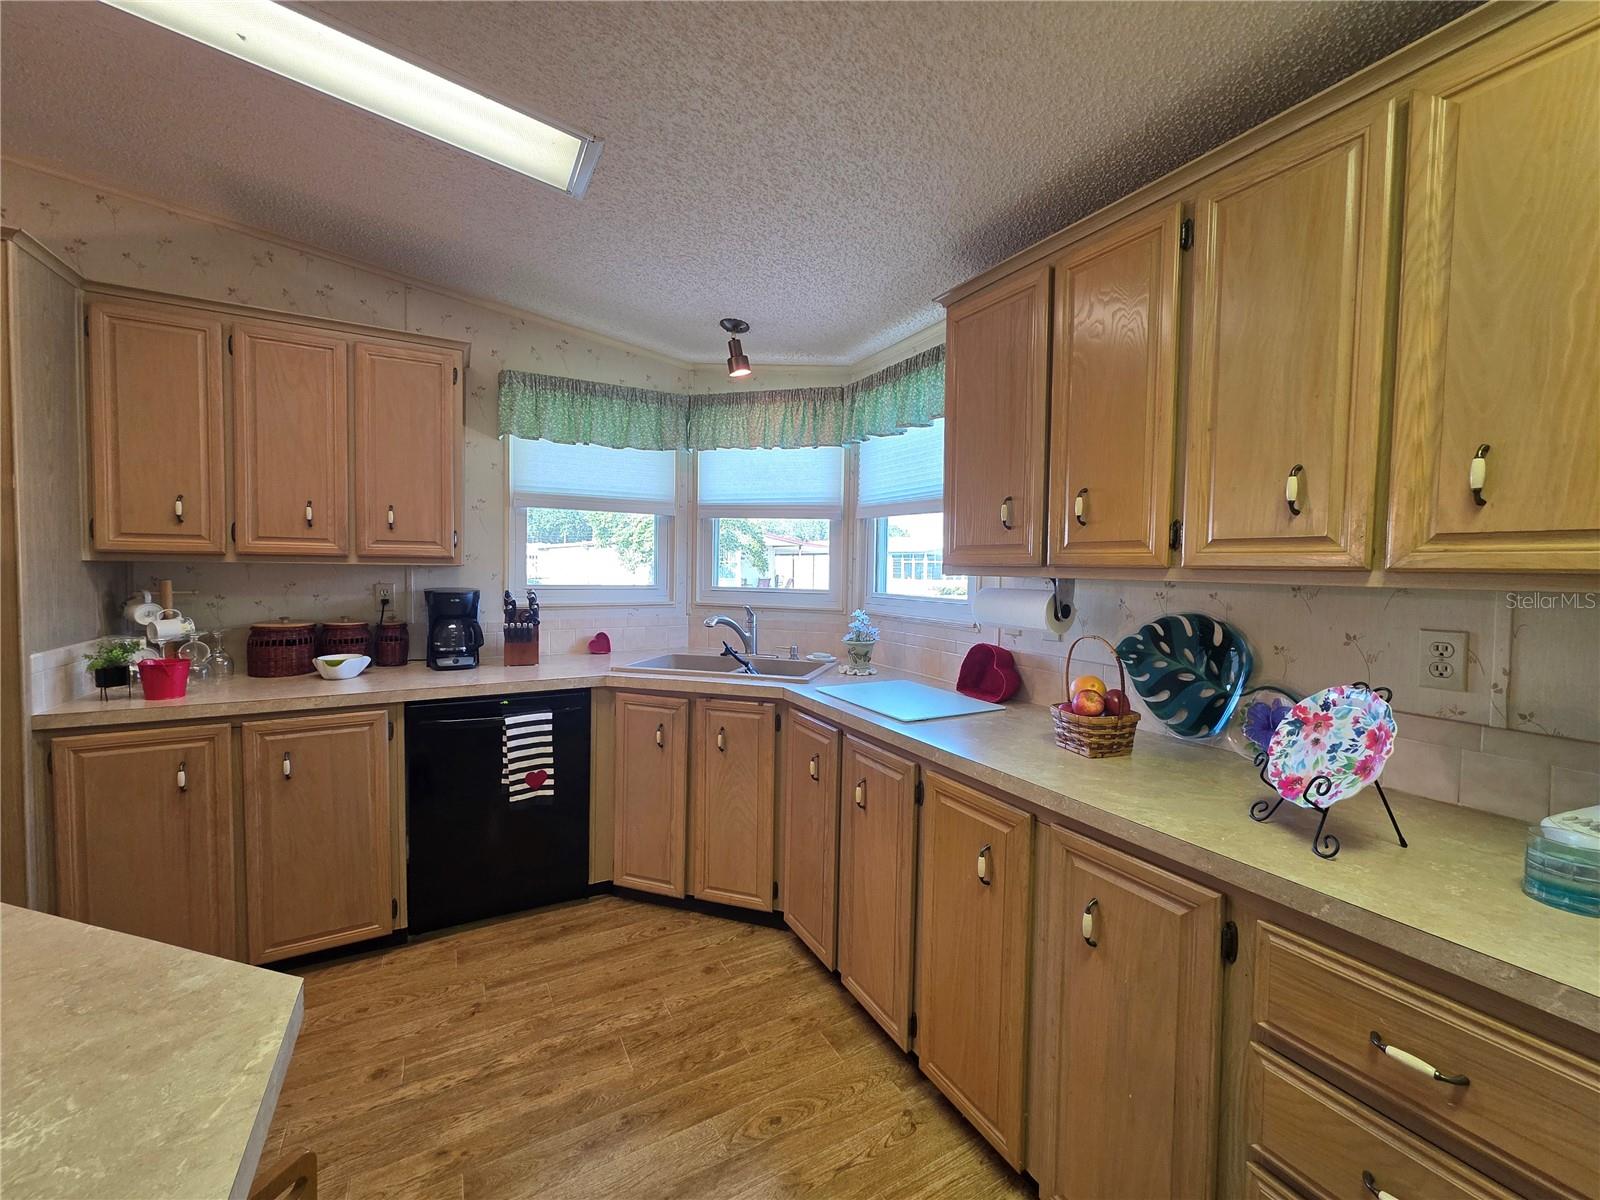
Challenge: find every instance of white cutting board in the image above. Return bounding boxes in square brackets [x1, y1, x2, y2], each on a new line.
[815, 680, 1004, 722]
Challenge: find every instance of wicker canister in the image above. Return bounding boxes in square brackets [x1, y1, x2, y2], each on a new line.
[1050, 635, 1140, 759]
[316, 619, 372, 658]
[246, 620, 317, 678]
[373, 621, 409, 667]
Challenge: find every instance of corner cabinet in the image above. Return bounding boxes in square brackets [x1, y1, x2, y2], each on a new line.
[86, 300, 227, 554]
[944, 265, 1051, 569]
[612, 692, 689, 898]
[689, 698, 776, 911]
[1386, 6, 1600, 572]
[1182, 98, 1398, 569]
[780, 711, 842, 968]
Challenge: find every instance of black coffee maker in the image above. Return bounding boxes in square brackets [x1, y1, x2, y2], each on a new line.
[425, 589, 483, 670]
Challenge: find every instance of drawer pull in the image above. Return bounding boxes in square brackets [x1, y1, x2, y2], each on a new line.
[854, 780, 866, 809]
[1470, 443, 1490, 506]
[176, 761, 187, 792]
[977, 843, 992, 886]
[1000, 495, 1014, 530]
[305, 499, 315, 528]
[808, 754, 819, 781]
[1362, 1171, 1398, 1200]
[716, 727, 727, 753]
[1285, 464, 1304, 516]
[654, 724, 664, 748]
[1369, 1031, 1470, 1087]
[282, 751, 293, 779]
[174, 494, 185, 523]
[387, 504, 396, 530]
[1081, 897, 1098, 947]
[1074, 487, 1088, 526]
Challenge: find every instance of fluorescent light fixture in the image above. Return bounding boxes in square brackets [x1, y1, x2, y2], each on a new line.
[101, 0, 601, 196]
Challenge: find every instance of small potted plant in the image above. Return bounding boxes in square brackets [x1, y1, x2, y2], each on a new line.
[84, 638, 142, 696]
[841, 609, 880, 676]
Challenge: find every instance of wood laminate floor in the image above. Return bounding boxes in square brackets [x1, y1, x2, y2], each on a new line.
[255, 895, 1035, 1199]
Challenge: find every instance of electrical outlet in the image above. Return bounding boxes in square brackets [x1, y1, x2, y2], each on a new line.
[373, 582, 397, 605]
[1419, 628, 1467, 692]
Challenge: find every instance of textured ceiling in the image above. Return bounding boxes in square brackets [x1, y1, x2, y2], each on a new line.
[0, 1, 1470, 364]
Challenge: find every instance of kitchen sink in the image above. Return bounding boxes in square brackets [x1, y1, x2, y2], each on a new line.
[616, 652, 834, 681]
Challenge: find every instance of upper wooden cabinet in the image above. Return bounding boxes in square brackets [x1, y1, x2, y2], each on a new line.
[837, 736, 918, 1050]
[1182, 99, 1398, 568]
[689, 697, 775, 912]
[52, 723, 236, 958]
[241, 709, 393, 963]
[613, 692, 689, 899]
[779, 710, 841, 968]
[1386, 8, 1600, 572]
[87, 299, 227, 554]
[232, 320, 349, 557]
[353, 340, 461, 560]
[916, 771, 1033, 1169]
[1047, 203, 1183, 569]
[944, 265, 1051, 569]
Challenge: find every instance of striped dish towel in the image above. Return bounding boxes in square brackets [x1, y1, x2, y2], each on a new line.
[502, 710, 555, 804]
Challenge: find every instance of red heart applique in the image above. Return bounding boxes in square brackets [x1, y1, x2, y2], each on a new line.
[523, 769, 549, 791]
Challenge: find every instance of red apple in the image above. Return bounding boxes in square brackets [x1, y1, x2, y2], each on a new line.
[1102, 689, 1131, 716]
[1071, 689, 1107, 717]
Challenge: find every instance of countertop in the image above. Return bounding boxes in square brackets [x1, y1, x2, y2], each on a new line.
[0, 904, 303, 1200]
[28, 655, 1600, 1032]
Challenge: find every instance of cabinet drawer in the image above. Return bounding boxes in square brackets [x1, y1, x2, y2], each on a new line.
[1249, 1045, 1516, 1200]
[1254, 923, 1600, 1197]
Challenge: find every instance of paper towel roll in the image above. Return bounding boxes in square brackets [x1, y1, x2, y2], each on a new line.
[972, 586, 1073, 635]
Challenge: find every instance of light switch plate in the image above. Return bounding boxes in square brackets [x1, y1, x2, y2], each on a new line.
[1419, 628, 1467, 692]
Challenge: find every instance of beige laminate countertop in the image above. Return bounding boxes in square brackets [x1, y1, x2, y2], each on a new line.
[0, 905, 303, 1200]
[29, 655, 1600, 1032]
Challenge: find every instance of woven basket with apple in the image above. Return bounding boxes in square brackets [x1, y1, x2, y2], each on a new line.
[1050, 635, 1140, 758]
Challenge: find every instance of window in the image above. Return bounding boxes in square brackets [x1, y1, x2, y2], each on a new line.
[697, 445, 845, 608]
[509, 437, 678, 603]
[859, 420, 970, 614]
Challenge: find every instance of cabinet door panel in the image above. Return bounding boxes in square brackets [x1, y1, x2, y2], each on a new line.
[1183, 101, 1396, 567]
[242, 709, 392, 963]
[52, 724, 235, 957]
[1048, 203, 1182, 568]
[87, 300, 226, 554]
[353, 340, 459, 560]
[613, 693, 688, 898]
[690, 698, 775, 911]
[1388, 9, 1600, 571]
[780, 711, 841, 967]
[916, 771, 1033, 1168]
[944, 266, 1050, 569]
[233, 320, 349, 556]
[837, 736, 918, 1049]
[1051, 828, 1222, 1200]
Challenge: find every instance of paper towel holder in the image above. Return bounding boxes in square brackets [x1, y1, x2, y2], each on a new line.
[1047, 578, 1073, 625]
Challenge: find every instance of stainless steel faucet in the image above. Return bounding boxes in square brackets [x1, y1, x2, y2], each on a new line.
[703, 605, 758, 656]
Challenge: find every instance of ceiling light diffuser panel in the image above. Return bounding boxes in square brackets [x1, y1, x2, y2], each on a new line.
[101, 0, 602, 196]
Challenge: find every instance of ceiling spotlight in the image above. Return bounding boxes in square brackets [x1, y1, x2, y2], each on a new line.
[721, 318, 753, 379]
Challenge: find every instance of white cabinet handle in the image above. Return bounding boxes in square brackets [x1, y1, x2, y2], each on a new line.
[1081, 897, 1098, 947]
[1470, 443, 1490, 506]
[1000, 495, 1014, 530]
[854, 780, 866, 809]
[808, 754, 819, 781]
[305, 499, 315, 528]
[1285, 465, 1304, 517]
[174, 494, 185, 524]
[1369, 1031, 1469, 1086]
[654, 723, 665, 748]
[176, 761, 187, 792]
[282, 751, 292, 779]
[977, 843, 993, 886]
[1073, 488, 1088, 527]
[387, 505, 396, 530]
[1363, 1171, 1399, 1200]
[716, 727, 727, 753]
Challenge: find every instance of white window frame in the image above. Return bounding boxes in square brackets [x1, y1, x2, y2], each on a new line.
[505, 444, 686, 607]
[859, 506, 974, 623]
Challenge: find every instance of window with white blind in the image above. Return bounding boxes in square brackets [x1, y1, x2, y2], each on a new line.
[696, 445, 846, 609]
[508, 437, 679, 603]
[857, 420, 970, 613]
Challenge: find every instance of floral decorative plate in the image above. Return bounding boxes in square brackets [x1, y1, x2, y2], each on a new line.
[1264, 684, 1396, 808]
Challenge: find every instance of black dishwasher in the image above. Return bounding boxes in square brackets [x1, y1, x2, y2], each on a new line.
[405, 691, 591, 934]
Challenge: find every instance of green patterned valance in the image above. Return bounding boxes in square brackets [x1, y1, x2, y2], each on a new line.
[685, 386, 848, 450]
[498, 371, 688, 451]
[843, 343, 945, 441]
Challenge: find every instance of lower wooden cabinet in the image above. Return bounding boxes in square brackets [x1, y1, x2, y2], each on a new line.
[51, 723, 236, 958]
[1047, 827, 1223, 1200]
[837, 735, 919, 1049]
[690, 698, 776, 911]
[242, 709, 393, 963]
[612, 692, 689, 898]
[779, 711, 841, 967]
[916, 771, 1033, 1168]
